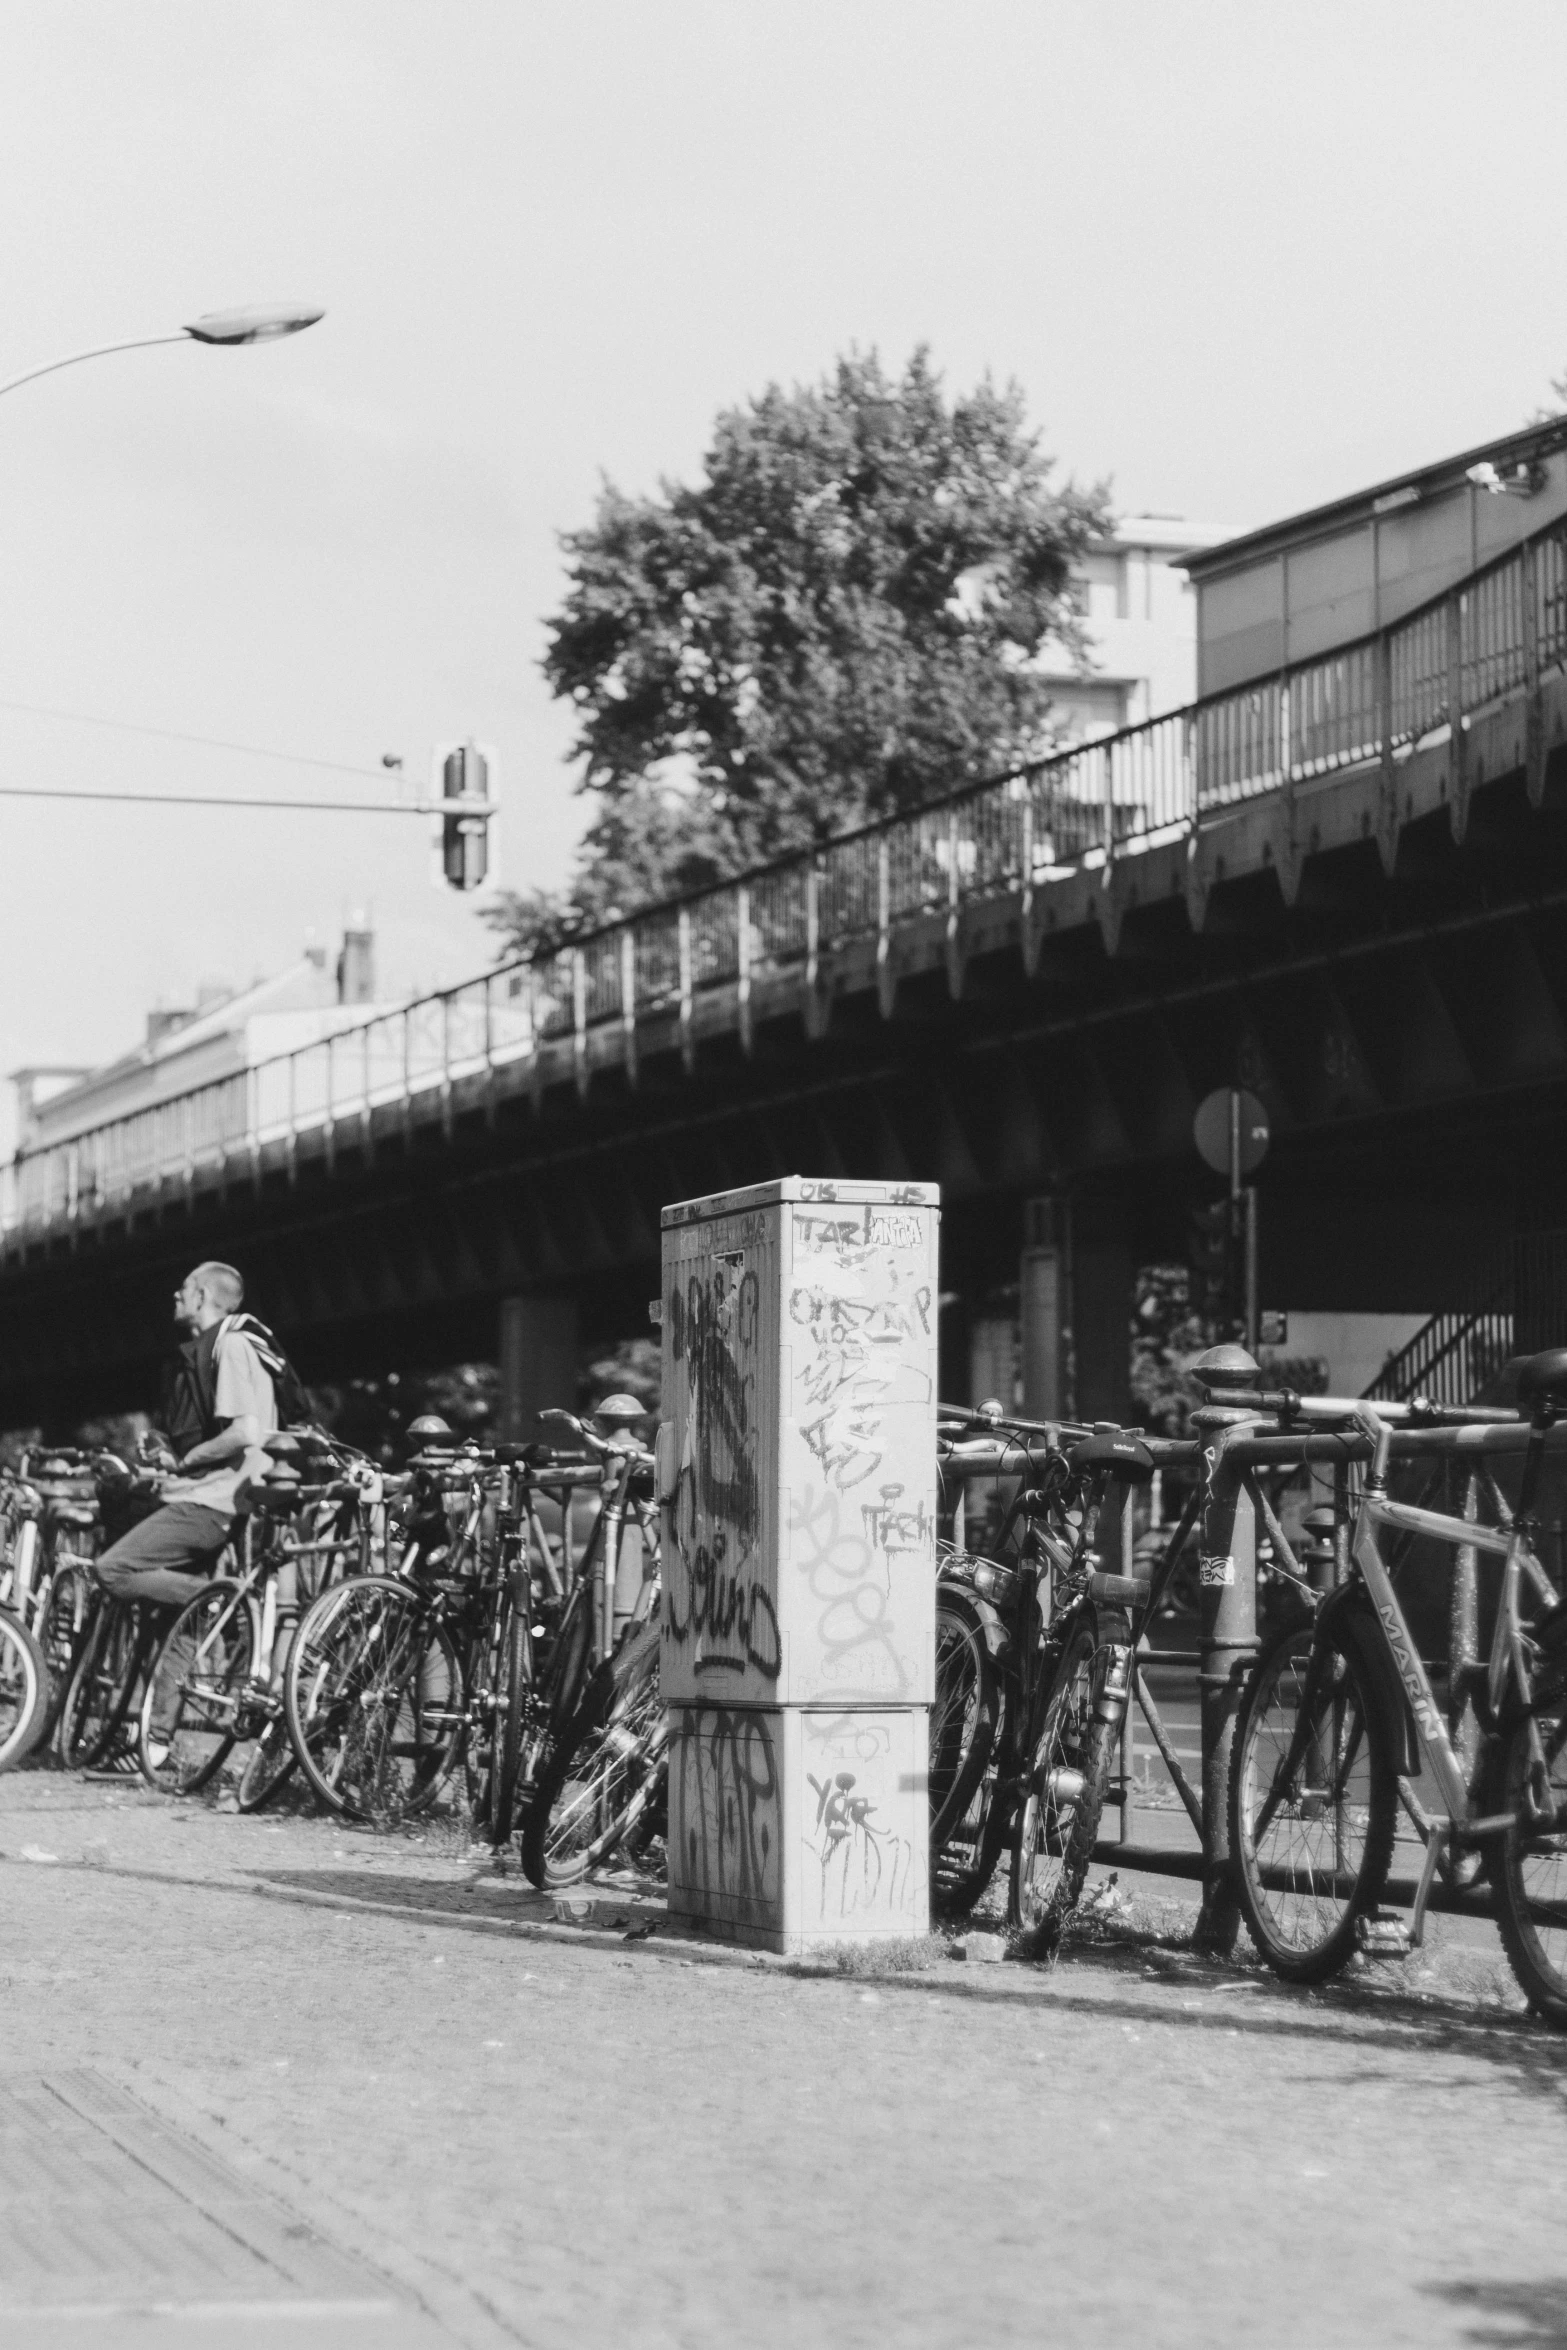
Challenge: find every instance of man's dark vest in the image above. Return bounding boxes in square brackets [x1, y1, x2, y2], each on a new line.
[159, 1314, 297, 1457]
[160, 1324, 223, 1461]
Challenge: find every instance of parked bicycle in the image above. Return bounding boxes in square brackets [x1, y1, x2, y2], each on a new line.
[931, 1398, 1241, 1947]
[285, 1399, 655, 1835]
[138, 1430, 377, 1804]
[518, 1403, 662, 1887]
[1225, 1349, 1567, 2022]
[57, 1428, 371, 1786]
[1, 1444, 142, 1751]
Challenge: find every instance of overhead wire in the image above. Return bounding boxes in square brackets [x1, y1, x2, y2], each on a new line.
[0, 694, 401, 784]
[0, 783, 426, 813]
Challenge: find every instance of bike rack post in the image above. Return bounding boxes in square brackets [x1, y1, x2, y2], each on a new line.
[1189, 1406, 1258, 1955]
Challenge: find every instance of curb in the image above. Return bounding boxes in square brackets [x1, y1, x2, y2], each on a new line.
[250, 1875, 826, 1973]
[6, 1843, 1551, 2043]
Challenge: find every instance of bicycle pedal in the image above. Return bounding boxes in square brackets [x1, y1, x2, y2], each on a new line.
[1356, 1912, 1412, 1959]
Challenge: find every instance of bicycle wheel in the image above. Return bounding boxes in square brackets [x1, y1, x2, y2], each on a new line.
[285, 1575, 377, 1815]
[58, 1599, 142, 1770]
[1491, 1677, 1567, 2025]
[0, 1608, 47, 1770]
[138, 1583, 253, 1796]
[493, 1594, 533, 1846]
[460, 1593, 507, 1841]
[35, 1562, 93, 1747]
[931, 1594, 998, 1848]
[933, 1706, 1015, 1918]
[521, 1620, 664, 1888]
[1009, 1603, 1129, 1947]
[536, 1573, 595, 1740]
[235, 1706, 297, 1812]
[285, 1575, 462, 1823]
[1230, 1614, 1397, 1984]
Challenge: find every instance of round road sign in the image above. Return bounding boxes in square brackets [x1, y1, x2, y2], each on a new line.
[1194, 1087, 1269, 1178]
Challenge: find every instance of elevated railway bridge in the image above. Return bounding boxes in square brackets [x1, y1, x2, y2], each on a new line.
[8, 512, 1567, 1428]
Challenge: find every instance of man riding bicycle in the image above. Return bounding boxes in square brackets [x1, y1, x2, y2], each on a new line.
[96, 1261, 280, 1609]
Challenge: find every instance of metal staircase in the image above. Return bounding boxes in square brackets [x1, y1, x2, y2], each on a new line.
[1362, 1289, 1516, 1408]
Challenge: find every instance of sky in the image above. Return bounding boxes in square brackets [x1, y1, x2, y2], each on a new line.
[2, 0, 1565, 1154]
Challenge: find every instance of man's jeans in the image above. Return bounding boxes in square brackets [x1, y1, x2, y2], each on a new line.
[96, 1500, 231, 1609]
[96, 1503, 233, 1737]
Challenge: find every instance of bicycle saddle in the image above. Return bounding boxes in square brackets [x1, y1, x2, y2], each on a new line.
[1516, 1349, 1567, 1408]
[1068, 1431, 1156, 1485]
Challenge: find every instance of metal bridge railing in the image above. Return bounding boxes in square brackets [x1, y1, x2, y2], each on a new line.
[9, 510, 1567, 1246]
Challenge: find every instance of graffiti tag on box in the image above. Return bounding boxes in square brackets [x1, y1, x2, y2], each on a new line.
[801, 1716, 917, 1927]
[665, 1251, 780, 1680]
[787, 1206, 934, 1696]
[671, 1707, 782, 1917]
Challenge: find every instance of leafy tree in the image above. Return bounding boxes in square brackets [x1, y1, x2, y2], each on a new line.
[488, 349, 1108, 956]
[1130, 1265, 1326, 1442]
[315, 1362, 500, 1464]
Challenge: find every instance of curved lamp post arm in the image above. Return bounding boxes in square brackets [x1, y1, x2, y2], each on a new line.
[0, 333, 192, 402]
[0, 307, 323, 403]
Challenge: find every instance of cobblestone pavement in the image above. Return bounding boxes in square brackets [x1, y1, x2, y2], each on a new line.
[2, 1772, 1565, 2350]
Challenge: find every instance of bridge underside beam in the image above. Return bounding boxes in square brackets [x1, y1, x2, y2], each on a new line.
[9, 726, 1567, 1421]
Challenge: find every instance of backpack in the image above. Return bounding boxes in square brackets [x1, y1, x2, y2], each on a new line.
[160, 1313, 312, 1457]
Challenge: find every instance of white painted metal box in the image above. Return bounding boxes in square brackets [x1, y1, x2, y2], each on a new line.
[658, 1177, 940, 1711]
[666, 1702, 931, 1952]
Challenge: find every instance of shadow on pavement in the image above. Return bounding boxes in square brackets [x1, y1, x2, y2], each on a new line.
[252, 1867, 646, 1926]
[1424, 2278, 1567, 2347]
[247, 1867, 1567, 2096]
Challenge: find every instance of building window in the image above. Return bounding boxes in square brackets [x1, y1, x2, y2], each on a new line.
[1048, 681, 1129, 741]
[1076, 551, 1128, 623]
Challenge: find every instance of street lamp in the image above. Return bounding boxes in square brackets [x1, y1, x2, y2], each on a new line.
[0, 302, 324, 401]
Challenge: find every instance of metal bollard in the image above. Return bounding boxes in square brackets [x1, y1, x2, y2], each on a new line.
[1189, 1407, 1258, 1955]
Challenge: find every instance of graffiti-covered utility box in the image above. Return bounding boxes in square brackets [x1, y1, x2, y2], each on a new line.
[659, 1177, 941, 1713]
[666, 1703, 930, 1952]
[658, 1177, 939, 1952]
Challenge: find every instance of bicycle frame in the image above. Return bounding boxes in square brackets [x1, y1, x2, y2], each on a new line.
[1248, 1406, 1567, 1949]
[1353, 1488, 1557, 1825]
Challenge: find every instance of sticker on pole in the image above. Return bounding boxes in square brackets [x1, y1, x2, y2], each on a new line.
[1199, 1553, 1236, 1587]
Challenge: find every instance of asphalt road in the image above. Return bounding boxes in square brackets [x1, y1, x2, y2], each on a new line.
[2, 1774, 1565, 2350]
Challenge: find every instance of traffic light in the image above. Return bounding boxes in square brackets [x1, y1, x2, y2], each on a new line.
[431, 741, 497, 893]
[1188, 1199, 1235, 1328]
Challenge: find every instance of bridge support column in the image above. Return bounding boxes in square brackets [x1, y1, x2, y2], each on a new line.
[1021, 1197, 1069, 1421]
[1019, 1200, 1133, 1425]
[498, 1294, 579, 1443]
[1074, 1228, 1134, 1426]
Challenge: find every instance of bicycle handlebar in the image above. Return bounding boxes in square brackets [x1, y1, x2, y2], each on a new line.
[537, 1408, 653, 1468]
[1200, 1387, 1520, 1428]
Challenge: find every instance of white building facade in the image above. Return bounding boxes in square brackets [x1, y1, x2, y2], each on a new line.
[1042, 514, 1238, 740]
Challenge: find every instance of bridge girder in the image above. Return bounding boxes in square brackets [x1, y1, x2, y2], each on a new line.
[8, 733, 1567, 1422]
